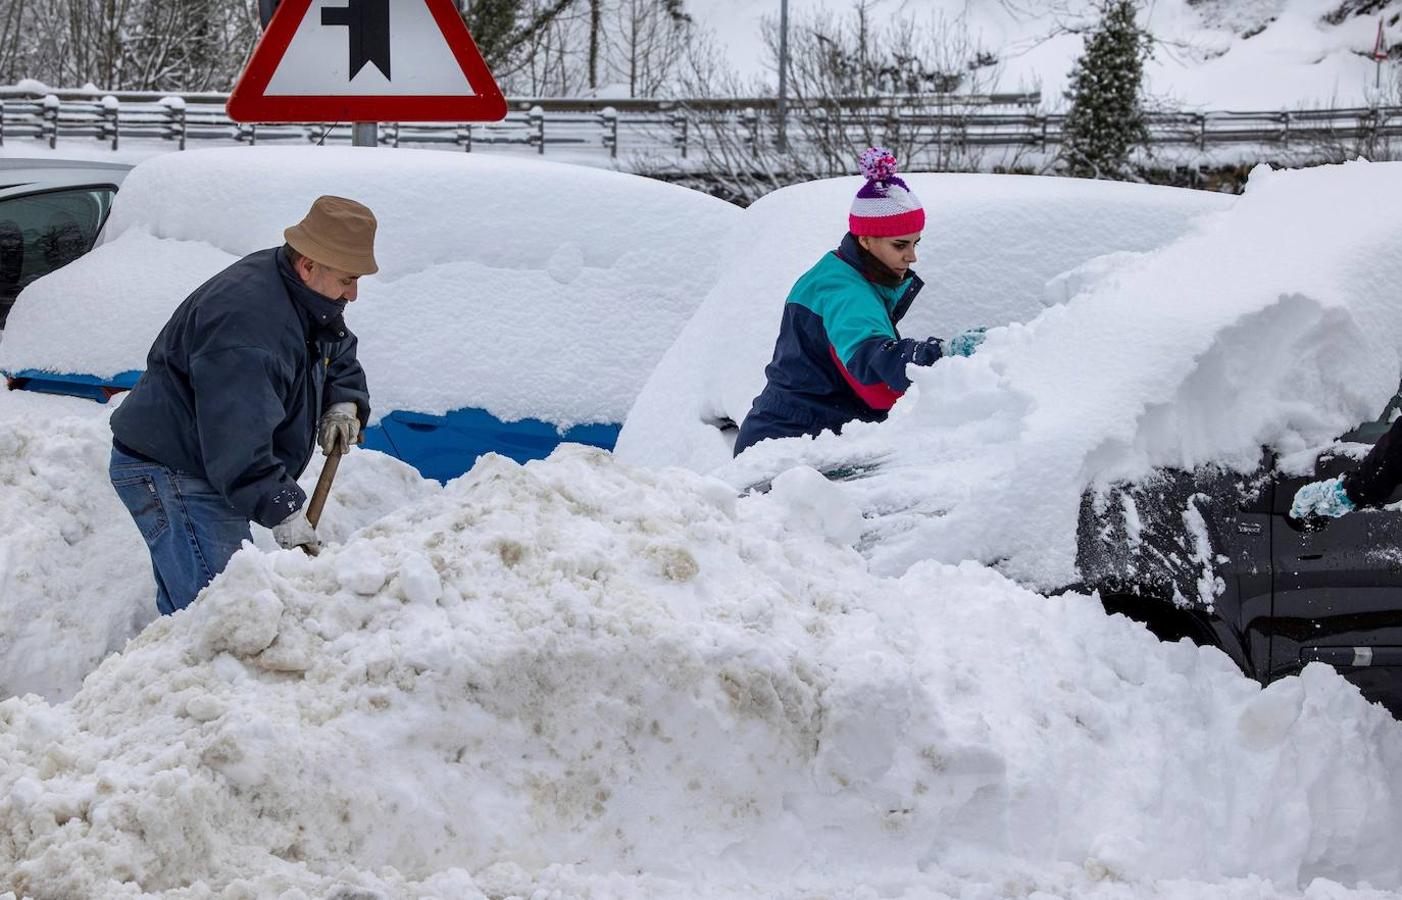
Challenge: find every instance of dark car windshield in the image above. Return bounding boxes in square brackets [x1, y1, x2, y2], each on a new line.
[0, 185, 116, 328]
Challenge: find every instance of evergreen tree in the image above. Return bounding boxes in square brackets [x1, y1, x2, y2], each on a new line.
[1060, 0, 1149, 180]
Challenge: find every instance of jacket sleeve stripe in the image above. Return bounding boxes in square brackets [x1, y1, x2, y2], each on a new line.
[829, 344, 903, 410]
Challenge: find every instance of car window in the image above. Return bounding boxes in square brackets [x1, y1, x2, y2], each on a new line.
[0, 186, 116, 328]
[1340, 384, 1402, 444]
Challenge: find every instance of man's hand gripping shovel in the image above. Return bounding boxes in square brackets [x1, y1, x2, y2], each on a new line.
[300, 430, 357, 557]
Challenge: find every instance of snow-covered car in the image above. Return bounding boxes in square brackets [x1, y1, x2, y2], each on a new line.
[616, 160, 1402, 717]
[614, 172, 1237, 472]
[0, 147, 740, 479]
[0, 158, 129, 334]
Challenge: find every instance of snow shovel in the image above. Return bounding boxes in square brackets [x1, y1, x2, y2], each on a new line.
[300, 438, 347, 557]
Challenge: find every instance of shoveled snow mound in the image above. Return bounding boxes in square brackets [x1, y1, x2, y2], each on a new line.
[0, 146, 741, 428]
[617, 173, 1232, 473]
[3, 447, 1400, 898]
[0, 390, 439, 703]
[0, 393, 153, 702]
[714, 160, 1402, 587]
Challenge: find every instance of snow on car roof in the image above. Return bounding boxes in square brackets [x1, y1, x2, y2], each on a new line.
[0, 146, 741, 428]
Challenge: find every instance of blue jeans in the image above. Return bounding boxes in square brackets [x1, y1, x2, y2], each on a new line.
[109, 446, 252, 615]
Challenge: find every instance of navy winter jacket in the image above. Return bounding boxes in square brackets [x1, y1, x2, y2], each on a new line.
[110, 248, 370, 527]
[733, 234, 939, 456]
[1344, 414, 1402, 508]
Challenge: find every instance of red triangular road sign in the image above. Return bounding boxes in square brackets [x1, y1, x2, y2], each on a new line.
[228, 0, 507, 123]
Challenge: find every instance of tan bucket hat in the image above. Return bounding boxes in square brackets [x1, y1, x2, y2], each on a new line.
[284, 195, 379, 276]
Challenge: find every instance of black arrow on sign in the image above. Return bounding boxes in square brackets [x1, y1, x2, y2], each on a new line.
[321, 0, 391, 81]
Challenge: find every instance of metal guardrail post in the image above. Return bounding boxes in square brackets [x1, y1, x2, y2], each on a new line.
[42, 96, 58, 148]
[1281, 111, 1290, 147]
[1197, 113, 1206, 150]
[0, 98, 6, 147]
[164, 103, 187, 150]
[457, 121, 472, 152]
[671, 110, 688, 159]
[104, 100, 119, 150]
[600, 106, 618, 159]
[529, 105, 545, 154]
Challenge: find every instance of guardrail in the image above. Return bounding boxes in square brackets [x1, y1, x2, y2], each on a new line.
[1, 86, 1395, 165]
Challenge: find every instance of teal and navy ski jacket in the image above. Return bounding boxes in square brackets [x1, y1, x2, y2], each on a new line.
[734, 234, 939, 455]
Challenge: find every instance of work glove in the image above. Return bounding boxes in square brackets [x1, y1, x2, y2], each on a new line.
[272, 506, 320, 552]
[1290, 477, 1355, 520]
[947, 326, 988, 358]
[318, 401, 360, 455]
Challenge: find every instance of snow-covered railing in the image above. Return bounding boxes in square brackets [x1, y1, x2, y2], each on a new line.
[0, 85, 1035, 161]
[2, 86, 1398, 165]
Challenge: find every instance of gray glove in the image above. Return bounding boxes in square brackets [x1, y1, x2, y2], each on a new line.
[1290, 476, 1355, 519]
[318, 401, 360, 455]
[947, 327, 988, 357]
[272, 507, 320, 552]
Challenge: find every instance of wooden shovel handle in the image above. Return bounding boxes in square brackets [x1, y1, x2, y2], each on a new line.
[305, 448, 342, 531]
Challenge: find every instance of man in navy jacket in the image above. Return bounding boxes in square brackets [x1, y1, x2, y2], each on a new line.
[109, 196, 376, 615]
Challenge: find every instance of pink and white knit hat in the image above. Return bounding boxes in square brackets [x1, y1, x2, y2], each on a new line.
[848, 147, 925, 237]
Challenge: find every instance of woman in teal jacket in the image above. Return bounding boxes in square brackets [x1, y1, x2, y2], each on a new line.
[734, 148, 984, 456]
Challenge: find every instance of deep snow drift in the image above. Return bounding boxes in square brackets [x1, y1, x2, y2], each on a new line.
[0, 147, 741, 429]
[3, 442, 1402, 899]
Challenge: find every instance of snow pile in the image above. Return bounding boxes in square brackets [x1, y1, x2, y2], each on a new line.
[617, 173, 1233, 473]
[2, 446, 1401, 898]
[705, 160, 1402, 587]
[693, 0, 1401, 109]
[0, 389, 439, 703]
[0, 393, 153, 702]
[0, 146, 742, 428]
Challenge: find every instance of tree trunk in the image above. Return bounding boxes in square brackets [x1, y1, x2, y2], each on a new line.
[588, 0, 601, 90]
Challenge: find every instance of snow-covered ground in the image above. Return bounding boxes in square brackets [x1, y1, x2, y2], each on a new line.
[694, 0, 1402, 109]
[4, 154, 1402, 897]
[2, 387, 1401, 898]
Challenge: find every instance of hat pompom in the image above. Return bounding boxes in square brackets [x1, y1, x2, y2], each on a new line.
[859, 147, 898, 183]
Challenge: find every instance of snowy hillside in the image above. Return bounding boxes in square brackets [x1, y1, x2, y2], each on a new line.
[691, 0, 1402, 109]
